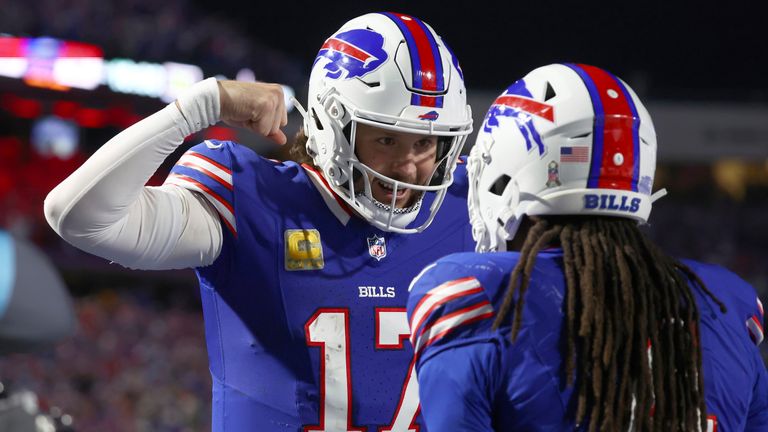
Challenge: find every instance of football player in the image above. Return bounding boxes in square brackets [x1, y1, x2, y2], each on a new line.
[45, 12, 474, 432]
[407, 63, 768, 431]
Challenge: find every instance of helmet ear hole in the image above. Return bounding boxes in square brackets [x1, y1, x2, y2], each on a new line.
[570, 132, 591, 139]
[358, 78, 381, 88]
[544, 81, 556, 101]
[342, 123, 353, 150]
[311, 108, 324, 131]
[489, 174, 511, 196]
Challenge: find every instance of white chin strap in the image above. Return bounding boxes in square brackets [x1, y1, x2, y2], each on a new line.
[291, 97, 308, 119]
[473, 181, 524, 253]
[651, 188, 668, 202]
[355, 193, 423, 232]
[493, 208, 523, 252]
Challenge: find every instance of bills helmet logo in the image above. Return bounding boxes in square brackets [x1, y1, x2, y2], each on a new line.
[483, 79, 554, 156]
[418, 110, 440, 121]
[367, 235, 387, 261]
[314, 29, 388, 80]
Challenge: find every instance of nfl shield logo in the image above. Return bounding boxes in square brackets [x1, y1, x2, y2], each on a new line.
[367, 235, 387, 261]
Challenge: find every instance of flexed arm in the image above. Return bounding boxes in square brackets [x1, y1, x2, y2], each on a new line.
[44, 79, 287, 270]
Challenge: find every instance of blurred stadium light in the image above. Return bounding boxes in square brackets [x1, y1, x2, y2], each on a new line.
[0, 36, 295, 110]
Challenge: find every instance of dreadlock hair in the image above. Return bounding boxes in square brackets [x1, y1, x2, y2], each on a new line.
[493, 215, 726, 432]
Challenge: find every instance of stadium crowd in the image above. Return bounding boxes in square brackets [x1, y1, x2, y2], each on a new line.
[0, 291, 211, 431]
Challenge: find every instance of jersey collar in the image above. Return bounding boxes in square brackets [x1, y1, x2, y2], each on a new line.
[302, 163, 353, 226]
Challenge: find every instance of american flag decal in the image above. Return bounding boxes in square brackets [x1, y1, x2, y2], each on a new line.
[560, 146, 589, 163]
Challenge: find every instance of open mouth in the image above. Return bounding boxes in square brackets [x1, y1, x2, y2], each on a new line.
[376, 180, 409, 201]
[360, 179, 424, 214]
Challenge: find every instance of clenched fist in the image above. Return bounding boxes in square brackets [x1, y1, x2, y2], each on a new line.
[218, 80, 289, 145]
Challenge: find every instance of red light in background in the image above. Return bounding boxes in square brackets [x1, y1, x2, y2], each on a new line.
[106, 105, 141, 128]
[204, 125, 237, 142]
[4, 95, 43, 119]
[53, 100, 80, 119]
[0, 93, 15, 111]
[0, 93, 148, 129]
[120, 113, 142, 128]
[58, 41, 103, 58]
[75, 107, 107, 128]
[0, 37, 25, 57]
[0, 136, 23, 164]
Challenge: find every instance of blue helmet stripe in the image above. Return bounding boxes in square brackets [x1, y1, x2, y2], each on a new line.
[611, 75, 641, 192]
[412, 17, 445, 92]
[564, 63, 605, 189]
[382, 13, 423, 91]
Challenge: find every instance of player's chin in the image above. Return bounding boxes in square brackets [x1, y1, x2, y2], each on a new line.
[401, 188, 428, 208]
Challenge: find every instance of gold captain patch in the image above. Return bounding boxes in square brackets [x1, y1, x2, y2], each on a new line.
[285, 229, 324, 271]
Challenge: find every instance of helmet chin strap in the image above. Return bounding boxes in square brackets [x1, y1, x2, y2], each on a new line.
[651, 188, 668, 203]
[365, 193, 423, 215]
[291, 97, 308, 120]
[492, 209, 521, 253]
[497, 178, 523, 252]
[478, 178, 523, 253]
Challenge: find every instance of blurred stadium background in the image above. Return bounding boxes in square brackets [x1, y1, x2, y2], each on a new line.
[0, 1, 766, 430]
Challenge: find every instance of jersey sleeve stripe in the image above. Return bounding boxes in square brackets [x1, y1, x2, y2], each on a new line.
[187, 150, 232, 175]
[747, 315, 764, 346]
[165, 174, 237, 236]
[758, 297, 764, 317]
[408, 276, 481, 344]
[413, 301, 494, 356]
[177, 153, 233, 190]
[167, 174, 234, 213]
[409, 286, 485, 346]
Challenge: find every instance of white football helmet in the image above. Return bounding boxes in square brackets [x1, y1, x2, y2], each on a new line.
[296, 12, 473, 233]
[468, 63, 666, 252]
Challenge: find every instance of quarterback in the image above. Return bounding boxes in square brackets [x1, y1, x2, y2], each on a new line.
[46, 13, 474, 431]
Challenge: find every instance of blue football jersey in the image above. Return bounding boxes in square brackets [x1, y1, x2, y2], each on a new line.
[164, 140, 475, 431]
[407, 251, 768, 432]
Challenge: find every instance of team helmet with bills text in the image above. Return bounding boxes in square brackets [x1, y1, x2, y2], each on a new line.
[468, 63, 665, 252]
[296, 12, 473, 233]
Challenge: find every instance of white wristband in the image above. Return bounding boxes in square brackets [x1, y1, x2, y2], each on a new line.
[175, 77, 221, 135]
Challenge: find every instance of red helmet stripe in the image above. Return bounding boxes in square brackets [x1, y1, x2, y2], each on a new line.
[568, 64, 639, 191]
[383, 13, 444, 107]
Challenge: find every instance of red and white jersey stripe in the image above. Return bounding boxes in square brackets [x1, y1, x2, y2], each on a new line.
[176, 151, 233, 191]
[747, 315, 764, 346]
[302, 163, 352, 226]
[408, 276, 494, 355]
[412, 301, 494, 356]
[165, 173, 237, 236]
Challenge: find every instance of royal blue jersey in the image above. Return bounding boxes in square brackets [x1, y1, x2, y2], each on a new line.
[407, 251, 768, 432]
[164, 140, 475, 431]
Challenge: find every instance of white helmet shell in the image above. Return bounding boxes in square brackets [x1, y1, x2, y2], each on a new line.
[301, 12, 473, 233]
[468, 63, 659, 252]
